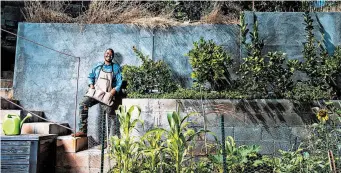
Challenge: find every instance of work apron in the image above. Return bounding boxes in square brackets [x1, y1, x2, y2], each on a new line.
[85, 65, 114, 106]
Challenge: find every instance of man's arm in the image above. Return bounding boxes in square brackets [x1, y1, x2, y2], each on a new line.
[110, 64, 122, 95]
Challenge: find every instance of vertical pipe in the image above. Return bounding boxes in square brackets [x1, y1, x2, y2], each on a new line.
[74, 57, 80, 135]
[101, 109, 106, 173]
[221, 114, 227, 173]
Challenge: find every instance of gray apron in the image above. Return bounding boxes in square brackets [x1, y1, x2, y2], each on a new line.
[85, 65, 114, 106]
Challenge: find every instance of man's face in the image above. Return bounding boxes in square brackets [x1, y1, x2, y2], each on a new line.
[104, 50, 113, 62]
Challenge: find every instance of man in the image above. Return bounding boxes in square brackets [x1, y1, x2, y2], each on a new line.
[72, 48, 122, 137]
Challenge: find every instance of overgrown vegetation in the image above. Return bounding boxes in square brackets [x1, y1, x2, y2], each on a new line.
[238, 13, 297, 98]
[296, 12, 341, 98]
[110, 102, 341, 172]
[122, 47, 177, 94]
[124, 11, 340, 100]
[22, 1, 341, 28]
[254, 101, 341, 173]
[186, 37, 233, 91]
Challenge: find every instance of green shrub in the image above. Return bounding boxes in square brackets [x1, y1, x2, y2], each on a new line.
[238, 12, 297, 98]
[298, 12, 341, 98]
[284, 82, 331, 101]
[186, 37, 233, 91]
[123, 47, 178, 94]
[127, 88, 247, 99]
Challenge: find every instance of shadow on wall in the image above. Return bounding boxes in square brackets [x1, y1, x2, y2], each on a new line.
[112, 52, 123, 65]
[315, 14, 336, 55]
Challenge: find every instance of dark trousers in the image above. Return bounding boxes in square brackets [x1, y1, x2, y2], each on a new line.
[78, 97, 116, 134]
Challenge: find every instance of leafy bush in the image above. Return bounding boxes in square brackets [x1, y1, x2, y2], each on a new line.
[127, 89, 247, 99]
[210, 136, 261, 172]
[297, 12, 341, 98]
[238, 12, 297, 98]
[186, 37, 233, 91]
[123, 47, 178, 94]
[284, 82, 331, 102]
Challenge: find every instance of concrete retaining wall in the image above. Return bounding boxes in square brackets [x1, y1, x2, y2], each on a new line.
[122, 99, 341, 155]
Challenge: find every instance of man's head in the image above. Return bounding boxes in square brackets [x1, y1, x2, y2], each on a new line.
[104, 48, 114, 63]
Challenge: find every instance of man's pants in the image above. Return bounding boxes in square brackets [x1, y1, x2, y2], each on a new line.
[78, 96, 117, 135]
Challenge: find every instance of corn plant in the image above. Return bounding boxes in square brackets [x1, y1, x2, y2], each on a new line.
[109, 105, 144, 173]
[161, 110, 214, 173]
[140, 128, 167, 173]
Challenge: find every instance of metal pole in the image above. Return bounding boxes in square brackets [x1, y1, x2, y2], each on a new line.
[74, 57, 80, 137]
[221, 114, 227, 173]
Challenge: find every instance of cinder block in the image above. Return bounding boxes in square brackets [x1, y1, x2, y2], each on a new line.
[261, 126, 291, 141]
[88, 148, 115, 170]
[21, 122, 70, 135]
[234, 127, 262, 141]
[57, 135, 88, 153]
[205, 126, 234, 142]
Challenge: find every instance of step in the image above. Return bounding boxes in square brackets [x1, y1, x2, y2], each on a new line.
[57, 135, 88, 153]
[0, 110, 21, 135]
[0, 88, 13, 99]
[21, 122, 71, 136]
[21, 110, 46, 122]
[0, 79, 13, 88]
[55, 147, 115, 173]
[0, 94, 17, 108]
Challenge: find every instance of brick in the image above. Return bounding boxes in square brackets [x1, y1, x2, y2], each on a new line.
[234, 127, 261, 141]
[57, 135, 88, 153]
[21, 122, 70, 135]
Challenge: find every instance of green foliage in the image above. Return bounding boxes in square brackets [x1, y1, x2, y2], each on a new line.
[284, 82, 331, 102]
[127, 89, 247, 99]
[161, 110, 213, 173]
[238, 12, 296, 98]
[186, 37, 233, 91]
[109, 105, 144, 173]
[256, 148, 328, 173]
[298, 12, 341, 97]
[210, 136, 261, 173]
[139, 128, 167, 173]
[123, 47, 177, 94]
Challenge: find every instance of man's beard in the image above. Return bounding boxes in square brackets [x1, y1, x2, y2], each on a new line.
[105, 57, 112, 63]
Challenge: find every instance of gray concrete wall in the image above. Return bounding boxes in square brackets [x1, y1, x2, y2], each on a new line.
[13, 12, 341, 133]
[122, 99, 341, 155]
[244, 12, 341, 59]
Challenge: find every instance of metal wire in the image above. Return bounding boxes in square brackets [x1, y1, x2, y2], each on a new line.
[0, 96, 74, 131]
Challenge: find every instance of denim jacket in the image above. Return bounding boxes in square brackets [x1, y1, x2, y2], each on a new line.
[88, 62, 122, 92]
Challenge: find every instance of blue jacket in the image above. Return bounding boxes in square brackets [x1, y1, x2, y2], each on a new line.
[88, 62, 122, 92]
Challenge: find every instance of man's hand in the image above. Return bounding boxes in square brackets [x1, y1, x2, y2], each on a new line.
[110, 88, 116, 96]
[90, 84, 95, 89]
